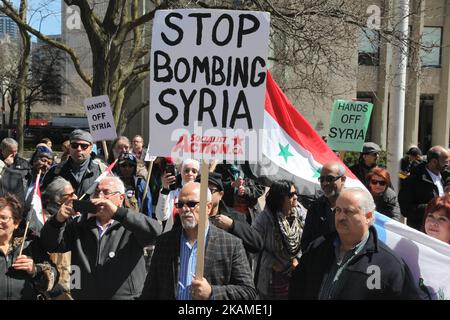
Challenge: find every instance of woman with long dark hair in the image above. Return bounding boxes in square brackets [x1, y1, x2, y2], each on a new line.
[252, 180, 306, 299]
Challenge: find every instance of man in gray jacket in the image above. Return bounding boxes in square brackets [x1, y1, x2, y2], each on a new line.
[40, 176, 162, 299]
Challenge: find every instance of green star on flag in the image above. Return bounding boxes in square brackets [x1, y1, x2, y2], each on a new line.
[312, 166, 322, 178]
[278, 143, 294, 163]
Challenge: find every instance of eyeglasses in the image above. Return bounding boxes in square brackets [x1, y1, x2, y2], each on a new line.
[318, 175, 343, 183]
[62, 191, 75, 198]
[70, 142, 91, 150]
[0, 216, 12, 223]
[370, 179, 387, 186]
[183, 168, 198, 174]
[288, 192, 299, 198]
[93, 190, 121, 198]
[175, 201, 200, 209]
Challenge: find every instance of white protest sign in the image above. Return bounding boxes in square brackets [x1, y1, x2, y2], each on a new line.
[144, 144, 157, 162]
[83, 95, 117, 142]
[149, 9, 270, 162]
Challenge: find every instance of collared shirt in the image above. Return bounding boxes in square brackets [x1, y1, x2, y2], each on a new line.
[318, 232, 370, 300]
[96, 219, 113, 239]
[426, 168, 444, 196]
[176, 224, 210, 300]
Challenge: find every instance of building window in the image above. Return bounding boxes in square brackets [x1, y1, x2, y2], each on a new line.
[421, 27, 442, 67]
[358, 28, 379, 66]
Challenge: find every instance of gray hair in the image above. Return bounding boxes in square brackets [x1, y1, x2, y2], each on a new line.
[1, 138, 18, 152]
[42, 177, 72, 204]
[341, 187, 376, 225]
[101, 176, 126, 194]
[181, 159, 200, 172]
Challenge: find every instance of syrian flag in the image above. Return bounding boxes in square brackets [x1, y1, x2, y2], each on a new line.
[81, 159, 118, 198]
[260, 71, 450, 299]
[255, 71, 365, 194]
[27, 176, 45, 235]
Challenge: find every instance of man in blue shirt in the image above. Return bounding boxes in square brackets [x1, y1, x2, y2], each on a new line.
[141, 181, 256, 300]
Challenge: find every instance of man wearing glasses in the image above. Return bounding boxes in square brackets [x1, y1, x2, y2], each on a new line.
[301, 161, 346, 251]
[141, 181, 256, 300]
[41, 129, 106, 197]
[349, 142, 381, 186]
[40, 176, 162, 299]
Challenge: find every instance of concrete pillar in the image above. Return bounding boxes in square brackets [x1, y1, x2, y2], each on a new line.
[433, 0, 450, 147]
[404, 0, 424, 150]
[372, 0, 392, 150]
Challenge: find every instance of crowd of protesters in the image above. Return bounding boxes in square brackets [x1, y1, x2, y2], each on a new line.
[0, 131, 448, 300]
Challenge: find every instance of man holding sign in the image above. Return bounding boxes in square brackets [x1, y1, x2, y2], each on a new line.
[141, 182, 256, 300]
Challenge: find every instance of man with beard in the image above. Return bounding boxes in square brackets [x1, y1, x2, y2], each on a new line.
[300, 161, 346, 251]
[41, 129, 106, 197]
[399, 145, 450, 230]
[141, 181, 256, 300]
[289, 188, 423, 300]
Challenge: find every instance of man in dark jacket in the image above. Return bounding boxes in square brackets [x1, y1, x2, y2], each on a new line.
[349, 142, 381, 186]
[399, 145, 449, 230]
[41, 129, 106, 197]
[0, 137, 31, 188]
[0, 159, 25, 203]
[301, 161, 346, 251]
[141, 182, 256, 300]
[200, 172, 263, 254]
[40, 176, 162, 299]
[289, 188, 423, 300]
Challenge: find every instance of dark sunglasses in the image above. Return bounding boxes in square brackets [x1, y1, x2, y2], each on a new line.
[318, 175, 343, 183]
[370, 179, 387, 186]
[175, 201, 200, 209]
[70, 142, 90, 150]
[288, 192, 299, 198]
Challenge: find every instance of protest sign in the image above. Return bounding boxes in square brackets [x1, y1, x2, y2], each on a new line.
[83, 95, 117, 142]
[327, 99, 373, 152]
[149, 9, 270, 162]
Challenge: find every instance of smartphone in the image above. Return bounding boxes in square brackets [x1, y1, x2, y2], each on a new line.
[73, 200, 97, 214]
[165, 164, 177, 191]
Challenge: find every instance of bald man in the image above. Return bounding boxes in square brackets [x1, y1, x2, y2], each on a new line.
[141, 182, 256, 300]
[301, 161, 346, 251]
[399, 145, 449, 230]
[290, 188, 422, 300]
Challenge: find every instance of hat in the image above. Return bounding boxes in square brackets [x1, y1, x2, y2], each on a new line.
[362, 142, 381, 154]
[196, 172, 224, 192]
[118, 152, 137, 166]
[406, 146, 422, 157]
[69, 129, 93, 144]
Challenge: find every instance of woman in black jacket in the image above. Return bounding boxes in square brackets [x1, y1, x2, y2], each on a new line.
[366, 167, 401, 221]
[0, 194, 57, 300]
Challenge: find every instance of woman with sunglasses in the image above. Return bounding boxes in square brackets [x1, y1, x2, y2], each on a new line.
[252, 180, 307, 300]
[421, 195, 450, 244]
[155, 159, 200, 232]
[366, 167, 401, 221]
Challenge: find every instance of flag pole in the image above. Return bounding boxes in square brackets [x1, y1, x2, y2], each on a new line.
[19, 169, 41, 256]
[140, 159, 154, 212]
[102, 140, 109, 162]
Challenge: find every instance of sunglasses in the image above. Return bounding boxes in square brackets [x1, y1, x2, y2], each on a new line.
[175, 201, 200, 209]
[70, 142, 91, 150]
[288, 192, 299, 198]
[370, 179, 387, 186]
[318, 175, 343, 183]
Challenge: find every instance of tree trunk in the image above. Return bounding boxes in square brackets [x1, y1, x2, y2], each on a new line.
[16, 0, 30, 154]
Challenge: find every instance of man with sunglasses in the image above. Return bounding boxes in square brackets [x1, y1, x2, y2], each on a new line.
[349, 142, 381, 186]
[301, 161, 346, 251]
[41, 176, 162, 299]
[141, 181, 256, 300]
[41, 129, 107, 197]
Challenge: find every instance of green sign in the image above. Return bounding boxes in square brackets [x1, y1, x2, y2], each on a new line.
[327, 99, 373, 152]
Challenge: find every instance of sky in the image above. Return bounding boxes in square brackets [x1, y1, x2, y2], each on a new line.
[13, 0, 61, 37]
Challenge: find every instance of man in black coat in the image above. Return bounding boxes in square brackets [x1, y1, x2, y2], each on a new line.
[399, 145, 449, 230]
[301, 161, 346, 251]
[40, 176, 161, 299]
[289, 188, 423, 300]
[349, 142, 381, 186]
[41, 129, 106, 197]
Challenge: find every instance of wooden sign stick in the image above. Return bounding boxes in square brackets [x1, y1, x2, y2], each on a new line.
[195, 159, 210, 280]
